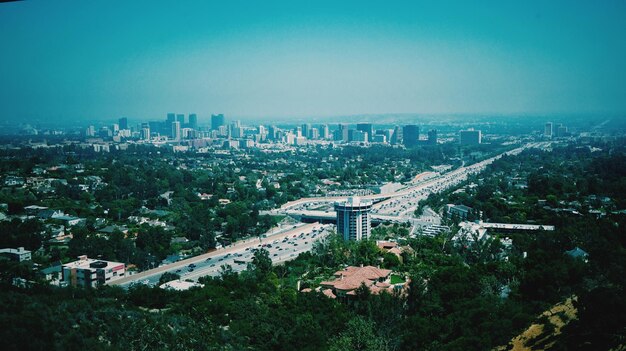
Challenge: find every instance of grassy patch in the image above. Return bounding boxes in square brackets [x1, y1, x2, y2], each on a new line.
[390, 274, 405, 284]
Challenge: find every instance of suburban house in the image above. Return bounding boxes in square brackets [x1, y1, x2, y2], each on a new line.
[318, 265, 395, 298]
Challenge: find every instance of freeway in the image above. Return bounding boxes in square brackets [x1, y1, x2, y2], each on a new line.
[278, 142, 549, 226]
[110, 142, 548, 289]
[109, 222, 330, 288]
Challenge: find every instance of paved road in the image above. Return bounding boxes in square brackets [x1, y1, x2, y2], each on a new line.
[109, 222, 329, 287]
[110, 142, 548, 289]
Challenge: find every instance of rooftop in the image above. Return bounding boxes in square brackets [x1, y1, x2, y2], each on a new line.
[320, 265, 392, 292]
[62, 255, 124, 271]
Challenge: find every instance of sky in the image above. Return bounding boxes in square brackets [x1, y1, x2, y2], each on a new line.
[1, 0, 625, 123]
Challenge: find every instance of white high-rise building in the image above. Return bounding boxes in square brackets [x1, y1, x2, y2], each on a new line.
[335, 197, 373, 241]
[171, 121, 181, 140]
[544, 122, 553, 138]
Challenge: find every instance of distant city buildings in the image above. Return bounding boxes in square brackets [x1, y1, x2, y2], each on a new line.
[357, 123, 373, 142]
[402, 125, 419, 147]
[427, 129, 438, 145]
[335, 196, 372, 241]
[211, 114, 225, 130]
[544, 122, 553, 138]
[459, 129, 482, 144]
[391, 125, 403, 145]
[188, 113, 198, 130]
[171, 121, 181, 140]
[118, 117, 128, 130]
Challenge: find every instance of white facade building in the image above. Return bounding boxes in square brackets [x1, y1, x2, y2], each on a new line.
[334, 197, 373, 241]
[62, 255, 125, 288]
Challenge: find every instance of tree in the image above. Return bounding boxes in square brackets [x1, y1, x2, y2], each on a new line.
[328, 317, 389, 351]
[158, 272, 181, 286]
[250, 248, 273, 279]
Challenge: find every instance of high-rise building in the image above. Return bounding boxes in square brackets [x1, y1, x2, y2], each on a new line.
[335, 124, 349, 142]
[357, 123, 374, 141]
[310, 128, 319, 140]
[268, 125, 278, 140]
[556, 124, 568, 138]
[382, 129, 394, 143]
[301, 123, 311, 139]
[402, 125, 419, 147]
[427, 129, 438, 145]
[176, 114, 185, 125]
[171, 121, 181, 140]
[118, 117, 128, 130]
[211, 114, 225, 130]
[141, 123, 151, 140]
[335, 197, 373, 241]
[320, 124, 329, 139]
[188, 114, 198, 130]
[391, 126, 402, 145]
[544, 122, 553, 138]
[459, 129, 482, 144]
[351, 130, 368, 142]
[230, 121, 243, 138]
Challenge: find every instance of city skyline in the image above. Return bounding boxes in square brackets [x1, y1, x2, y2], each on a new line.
[2, 1, 626, 122]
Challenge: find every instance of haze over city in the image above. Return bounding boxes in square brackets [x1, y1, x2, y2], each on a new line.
[1, 0, 626, 123]
[1, 2, 625, 350]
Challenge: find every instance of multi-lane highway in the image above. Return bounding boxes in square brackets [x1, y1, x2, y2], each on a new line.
[110, 142, 547, 288]
[109, 222, 331, 288]
[275, 142, 548, 228]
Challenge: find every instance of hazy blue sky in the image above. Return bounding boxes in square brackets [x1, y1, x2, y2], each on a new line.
[1, 0, 625, 122]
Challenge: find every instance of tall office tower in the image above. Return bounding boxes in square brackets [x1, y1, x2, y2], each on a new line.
[171, 121, 181, 140]
[230, 121, 243, 138]
[352, 130, 368, 142]
[268, 125, 278, 140]
[285, 132, 295, 145]
[218, 125, 228, 137]
[301, 123, 311, 139]
[118, 117, 128, 130]
[141, 123, 151, 140]
[338, 123, 349, 142]
[211, 114, 225, 130]
[402, 125, 419, 147]
[459, 129, 482, 144]
[176, 114, 185, 124]
[320, 124, 329, 139]
[295, 126, 303, 137]
[391, 125, 402, 145]
[166, 113, 176, 135]
[258, 125, 267, 141]
[85, 125, 96, 137]
[335, 197, 373, 241]
[544, 122, 553, 138]
[556, 125, 568, 138]
[310, 128, 319, 140]
[189, 114, 198, 130]
[427, 129, 438, 145]
[382, 129, 394, 143]
[112, 123, 119, 134]
[357, 123, 374, 141]
[149, 121, 162, 136]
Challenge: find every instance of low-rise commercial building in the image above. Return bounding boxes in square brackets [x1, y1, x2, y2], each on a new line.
[62, 255, 125, 288]
[0, 247, 32, 262]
